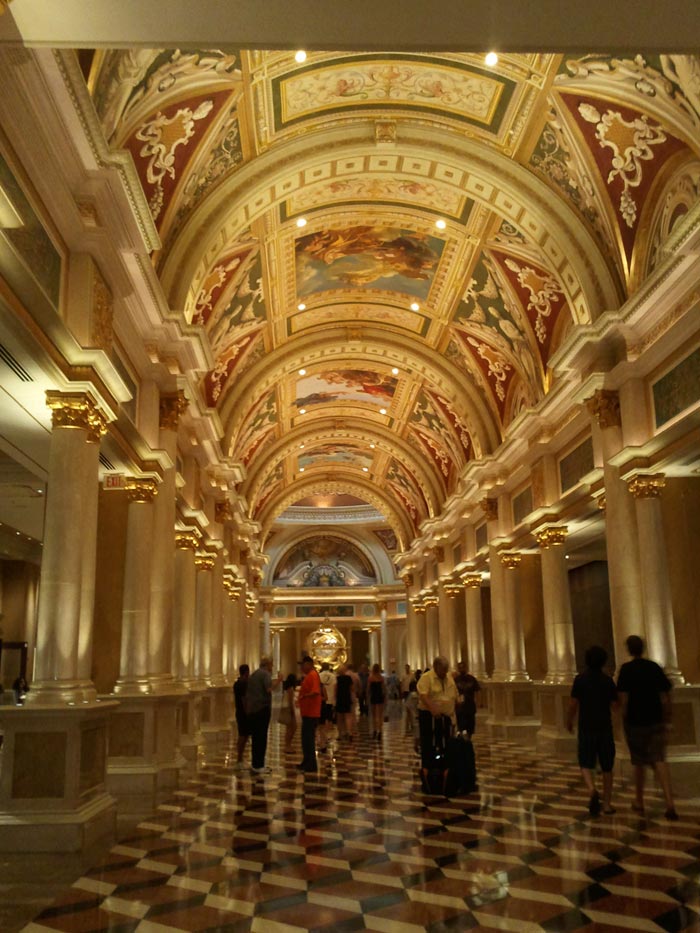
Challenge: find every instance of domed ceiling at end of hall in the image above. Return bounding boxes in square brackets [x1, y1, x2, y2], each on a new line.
[89, 50, 700, 549]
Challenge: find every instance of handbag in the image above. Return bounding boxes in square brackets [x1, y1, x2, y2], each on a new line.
[278, 706, 293, 726]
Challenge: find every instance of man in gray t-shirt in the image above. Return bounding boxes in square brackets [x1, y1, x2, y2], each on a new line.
[247, 658, 282, 773]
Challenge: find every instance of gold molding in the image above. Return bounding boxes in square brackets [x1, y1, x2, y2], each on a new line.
[159, 390, 188, 431]
[628, 473, 666, 499]
[462, 572, 482, 588]
[195, 554, 215, 572]
[401, 572, 414, 588]
[215, 499, 234, 524]
[500, 552, 522, 570]
[586, 389, 621, 428]
[175, 530, 199, 551]
[125, 477, 158, 503]
[480, 497, 498, 521]
[46, 390, 104, 433]
[443, 582, 463, 598]
[534, 526, 568, 548]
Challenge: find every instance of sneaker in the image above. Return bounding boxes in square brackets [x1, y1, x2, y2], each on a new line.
[665, 807, 679, 821]
[588, 791, 601, 816]
[251, 766, 272, 775]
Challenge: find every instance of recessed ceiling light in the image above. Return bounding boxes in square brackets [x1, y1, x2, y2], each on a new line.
[297, 302, 306, 311]
[435, 219, 447, 230]
[379, 408, 387, 415]
[370, 443, 375, 449]
[298, 368, 306, 375]
[295, 50, 307, 63]
[296, 217, 307, 228]
[410, 302, 420, 311]
[299, 467, 305, 472]
[362, 467, 369, 472]
[485, 51, 499, 67]
[299, 443, 305, 449]
[391, 367, 399, 375]
[299, 408, 306, 414]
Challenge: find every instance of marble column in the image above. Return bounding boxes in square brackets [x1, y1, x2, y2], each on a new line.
[272, 630, 281, 672]
[463, 573, 487, 679]
[76, 407, 107, 701]
[378, 602, 388, 671]
[424, 594, 439, 661]
[369, 628, 379, 665]
[501, 552, 529, 682]
[587, 389, 645, 668]
[209, 549, 226, 687]
[194, 554, 215, 689]
[172, 531, 199, 687]
[534, 526, 577, 684]
[148, 391, 187, 693]
[262, 603, 272, 658]
[28, 392, 105, 705]
[439, 580, 461, 666]
[483, 498, 509, 682]
[627, 473, 684, 683]
[114, 478, 158, 694]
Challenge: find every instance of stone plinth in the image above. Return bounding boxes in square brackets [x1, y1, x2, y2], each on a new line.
[487, 682, 540, 743]
[0, 702, 117, 852]
[103, 693, 186, 813]
[177, 688, 204, 763]
[535, 683, 577, 756]
[200, 685, 233, 747]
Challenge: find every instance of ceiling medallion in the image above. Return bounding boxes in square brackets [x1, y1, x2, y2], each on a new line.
[306, 619, 348, 670]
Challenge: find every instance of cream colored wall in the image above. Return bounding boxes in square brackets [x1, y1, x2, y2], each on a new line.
[662, 478, 700, 685]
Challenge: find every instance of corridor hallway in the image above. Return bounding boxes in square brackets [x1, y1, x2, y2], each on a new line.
[17, 717, 700, 933]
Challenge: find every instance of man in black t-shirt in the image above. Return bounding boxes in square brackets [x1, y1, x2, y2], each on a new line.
[566, 645, 618, 816]
[617, 635, 677, 820]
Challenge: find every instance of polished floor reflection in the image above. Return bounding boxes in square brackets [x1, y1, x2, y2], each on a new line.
[20, 714, 700, 932]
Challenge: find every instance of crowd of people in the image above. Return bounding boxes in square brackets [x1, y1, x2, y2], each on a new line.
[232, 636, 680, 819]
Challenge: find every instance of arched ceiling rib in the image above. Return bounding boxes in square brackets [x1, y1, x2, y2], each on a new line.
[87, 48, 700, 555]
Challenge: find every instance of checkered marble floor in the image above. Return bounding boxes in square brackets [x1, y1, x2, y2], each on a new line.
[22, 716, 700, 933]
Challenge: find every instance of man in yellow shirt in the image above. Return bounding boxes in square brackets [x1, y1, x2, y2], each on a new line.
[417, 656, 458, 770]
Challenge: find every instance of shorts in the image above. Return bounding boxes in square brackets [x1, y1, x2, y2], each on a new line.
[625, 723, 667, 766]
[320, 702, 334, 724]
[236, 715, 251, 738]
[577, 728, 615, 772]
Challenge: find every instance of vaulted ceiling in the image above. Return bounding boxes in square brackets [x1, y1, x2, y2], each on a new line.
[87, 50, 700, 549]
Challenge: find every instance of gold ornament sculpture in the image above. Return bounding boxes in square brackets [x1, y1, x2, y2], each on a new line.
[306, 618, 347, 669]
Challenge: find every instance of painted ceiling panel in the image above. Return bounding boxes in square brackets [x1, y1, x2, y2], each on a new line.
[86, 48, 700, 546]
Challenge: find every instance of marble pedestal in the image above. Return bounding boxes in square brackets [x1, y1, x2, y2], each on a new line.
[536, 684, 577, 757]
[177, 688, 204, 764]
[200, 685, 234, 747]
[103, 693, 186, 814]
[0, 702, 117, 852]
[487, 682, 540, 744]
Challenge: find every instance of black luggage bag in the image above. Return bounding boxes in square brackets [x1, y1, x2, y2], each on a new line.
[419, 713, 450, 795]
[445, 733, 478, 796]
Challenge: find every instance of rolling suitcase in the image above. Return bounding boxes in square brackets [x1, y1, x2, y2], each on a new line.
[445, 732, 478, 796]
[419, 713, 451, 795]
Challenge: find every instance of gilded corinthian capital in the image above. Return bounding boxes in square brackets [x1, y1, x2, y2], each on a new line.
[586, 389, 621, 428]
[125, 477, 159, 503]
[175, 530, 199, 551]
[627, 473, 666, 499]
[46, 390, 105, 433]
[534, 526, 568, 548]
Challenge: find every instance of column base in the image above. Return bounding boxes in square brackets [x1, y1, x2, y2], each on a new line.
[103, 693, 186, 813]
[535, 683, 577, 756]
[0, 702, 118, 853]
[486, 682, 540, 744]
[200, 685, 234, 748]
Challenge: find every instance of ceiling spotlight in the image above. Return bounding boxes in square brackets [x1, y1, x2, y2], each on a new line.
[391, 367, 399, 375]
[362, 467, 369, 472]
[295, 50, 307, 63]
[299, 408, 306, 414]
[370, 443, 375, 449]
[297, 302, 306, 311]
[435, 218, 447, 230]
[299, 467, 305, 472]
[298, 368, 306, 375]
[410, 302, 420, 311]
[296, 217, 307, 228]
[299, 443, 305, 449]
[485, 51, 499, 67]
[379, 408, 387, 415]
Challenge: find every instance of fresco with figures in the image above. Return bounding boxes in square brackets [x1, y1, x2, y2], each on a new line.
[294, 370, 397, 411]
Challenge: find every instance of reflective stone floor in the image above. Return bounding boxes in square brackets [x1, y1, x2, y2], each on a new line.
[14, 714, 700, 932]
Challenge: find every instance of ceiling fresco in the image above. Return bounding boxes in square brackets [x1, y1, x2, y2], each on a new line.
[88, 49, 700, 547]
